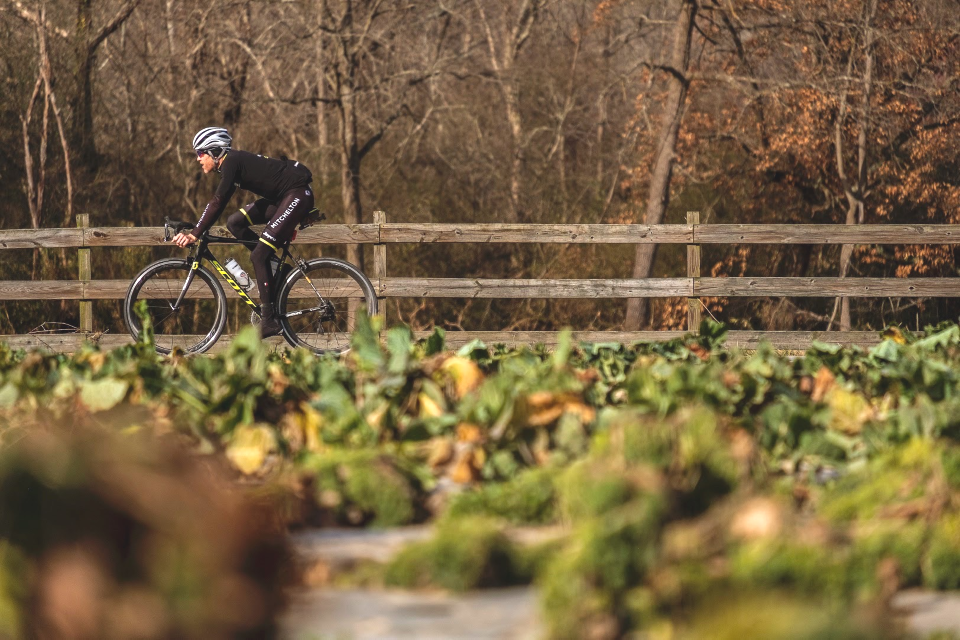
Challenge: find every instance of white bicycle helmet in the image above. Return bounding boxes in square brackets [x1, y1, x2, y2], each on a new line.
[192, 127, 232, 156]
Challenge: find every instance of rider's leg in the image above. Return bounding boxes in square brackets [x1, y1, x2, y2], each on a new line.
[251, 241, 283, 338]
[253, 187, 314, 337]
[227, 200, 275, 245]
[251, 241, 279, 305]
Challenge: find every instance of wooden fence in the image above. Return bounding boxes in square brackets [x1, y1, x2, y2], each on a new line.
[2, 211, 959, 352]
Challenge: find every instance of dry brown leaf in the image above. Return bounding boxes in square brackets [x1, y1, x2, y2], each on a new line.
[225, 425, 277, 475]
[450, 455, 478, 484]
[418, 392, 445, 418]
[826, 387, 873, 435]
[456, 423, 484, 443]
[525, 392, 595, 427]
[448, 447, 485, 484]
[575, 368, 601, 384]
[267, 364, 289, 395]
[364, 403, 388, 432]
[689, 343, 710, 361]
[427, 438, 454, 469]
[527, 404, 565, 427]
[565, 402, 596, 424]
[279, 413, 305, 454]
[525, 391, 556, 409]
[882, 326, 908, 345]
[440, 357, 484, 398]
[722, 370, 740, 389]
[811, 366, 836, 402]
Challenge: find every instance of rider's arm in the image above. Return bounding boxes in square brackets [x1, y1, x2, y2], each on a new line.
[193, 153, 239, 237]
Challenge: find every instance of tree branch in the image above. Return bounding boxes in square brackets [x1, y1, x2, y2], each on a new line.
[1, 0, 69, 38]
[88, 0, 144, 54]
[358, 104, 411, 160]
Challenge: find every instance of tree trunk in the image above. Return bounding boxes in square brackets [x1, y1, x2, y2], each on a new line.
[70, 0, 143, 165]
[839, 202, 857, 330]
[72, 0, 96, 165]
[834, 0, 878, 331]
[339, 89, 363, 271]
[472, 0, 543, 223]
[505, 86, 524, 222]
[315, 29, 329, 183]
[222, 3, 250, 127]
[624, 0, 697, 330]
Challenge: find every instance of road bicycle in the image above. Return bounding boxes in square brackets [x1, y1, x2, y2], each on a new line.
[123, 213, 377, 355]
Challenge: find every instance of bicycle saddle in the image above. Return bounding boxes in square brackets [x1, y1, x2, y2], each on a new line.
[299, 209, 327, 230]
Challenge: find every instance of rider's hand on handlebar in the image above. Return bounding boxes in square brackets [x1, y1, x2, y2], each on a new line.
[172, 232, 197, 248]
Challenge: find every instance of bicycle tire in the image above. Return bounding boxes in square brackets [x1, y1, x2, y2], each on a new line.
[275, 258, 378, 355]
[124, 259, 228, 355]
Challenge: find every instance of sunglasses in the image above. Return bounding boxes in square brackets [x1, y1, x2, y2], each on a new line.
[197, 148, 210, 158]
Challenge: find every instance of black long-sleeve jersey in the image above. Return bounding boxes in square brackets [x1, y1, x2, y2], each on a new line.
[194, 150, 312, 236]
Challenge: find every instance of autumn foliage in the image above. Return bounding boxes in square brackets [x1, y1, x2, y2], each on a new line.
[609, 0, 960, 329]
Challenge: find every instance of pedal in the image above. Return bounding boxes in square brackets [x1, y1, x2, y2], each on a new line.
[299, 209, 327, 230]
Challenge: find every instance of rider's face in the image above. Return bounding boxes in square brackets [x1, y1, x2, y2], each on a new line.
[197, 151, 217, 174]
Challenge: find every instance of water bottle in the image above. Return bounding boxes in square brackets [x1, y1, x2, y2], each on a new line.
[224, 258, 253, 292]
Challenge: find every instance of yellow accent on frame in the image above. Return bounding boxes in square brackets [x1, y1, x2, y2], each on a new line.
[212, 260, 258, 308]
[259, 237, 278, 251]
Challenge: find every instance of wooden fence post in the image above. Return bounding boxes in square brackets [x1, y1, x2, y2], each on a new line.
[77, 214, 92, 333]
[373, 210, 386, 324]
[687, 211, 701, 333]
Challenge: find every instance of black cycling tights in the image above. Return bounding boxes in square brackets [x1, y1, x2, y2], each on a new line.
[226, 186, 314, 303]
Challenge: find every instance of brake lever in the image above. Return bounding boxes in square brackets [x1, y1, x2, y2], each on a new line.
[163, 218, 172, 243]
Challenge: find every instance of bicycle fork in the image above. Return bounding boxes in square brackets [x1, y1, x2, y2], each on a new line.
[172, 261, 199, 311]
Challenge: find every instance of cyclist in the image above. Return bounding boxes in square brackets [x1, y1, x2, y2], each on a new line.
[173, 127, 314, 338]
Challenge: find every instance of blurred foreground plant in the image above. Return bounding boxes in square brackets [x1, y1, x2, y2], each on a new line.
[0, 424, 293, 639]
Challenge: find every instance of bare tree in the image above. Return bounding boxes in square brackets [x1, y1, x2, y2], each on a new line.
[828, 0, 878, 331]
[70, 0, 144, 163]
[471, 0, 548, 222]
[20, 4, 72, 232]
[624, 0, 697, 330]
[312, 0, 456, 268]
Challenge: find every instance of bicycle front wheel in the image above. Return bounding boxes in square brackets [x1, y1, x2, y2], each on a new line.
[124, 259, 227, 355]
[276, 258, 378, 355]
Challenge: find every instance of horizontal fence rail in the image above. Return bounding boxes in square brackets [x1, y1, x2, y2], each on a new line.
[4, 223, 960, 249]
[1, 213, 958, 352]
[1, 330, 888, 355]
[3, 277, 957, 301]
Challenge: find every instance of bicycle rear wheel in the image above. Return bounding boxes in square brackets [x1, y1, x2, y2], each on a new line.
[124, 259, 227, 355]
[276, 258, 378, 355]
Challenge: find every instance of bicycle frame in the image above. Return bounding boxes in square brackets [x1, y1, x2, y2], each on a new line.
[136, 213, 370, 355]
[177, 234, 294, 316]
[163, 214, 332, 322]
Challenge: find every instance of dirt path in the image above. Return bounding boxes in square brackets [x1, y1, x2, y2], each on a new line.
[281, 586, 542, 640]
[281, 528, 960, 640]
